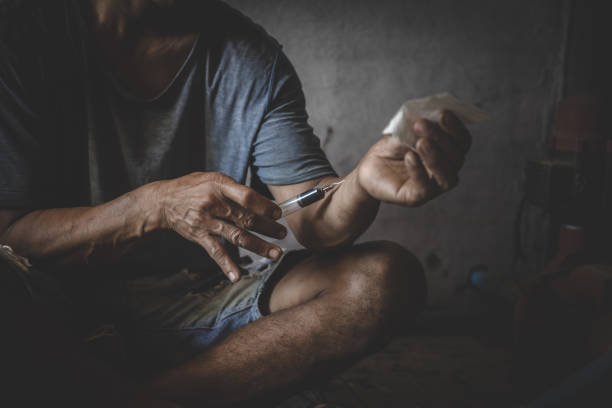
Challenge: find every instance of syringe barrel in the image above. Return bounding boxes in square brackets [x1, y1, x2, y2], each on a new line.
[279, 188, 325, 217]
[279, 197, 302, 217]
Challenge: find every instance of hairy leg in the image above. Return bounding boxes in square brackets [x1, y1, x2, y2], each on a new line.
[149, 240, 427, 406]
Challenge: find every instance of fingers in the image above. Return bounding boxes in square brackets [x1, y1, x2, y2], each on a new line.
[217, 175, 282, 220]
[421, 122, 464, 171]
[415, 119, 464, 173]
[220, 200, 287, 240]
[440, 110, 472, 154]
[212, 219, 283, 262]
[198, 219, 284, 283]
[414, 119, 461, 191]
[415, 137, 458, 191]
[199, 235, 242, 282]
[167, 173, 285, 283]
[401, 151, 438, 205]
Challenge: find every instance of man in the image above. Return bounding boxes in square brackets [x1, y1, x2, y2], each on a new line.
[0, 0, 471, 406]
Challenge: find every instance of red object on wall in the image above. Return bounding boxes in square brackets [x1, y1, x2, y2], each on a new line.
[543, 224, 584, 275]
[551, 95, 604, 153]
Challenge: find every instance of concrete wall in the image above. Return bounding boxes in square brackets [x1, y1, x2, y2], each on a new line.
[226, 0, 569, 306]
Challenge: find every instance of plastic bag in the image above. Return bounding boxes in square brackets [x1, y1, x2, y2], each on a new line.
[382, 93, 489, 147]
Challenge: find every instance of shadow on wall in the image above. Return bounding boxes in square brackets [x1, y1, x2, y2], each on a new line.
[226, 0, 568, 307]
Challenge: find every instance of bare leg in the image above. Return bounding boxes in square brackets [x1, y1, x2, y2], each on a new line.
[150, 241, 427, 406]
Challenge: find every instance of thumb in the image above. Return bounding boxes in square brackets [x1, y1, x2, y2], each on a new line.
[400, 151, 433, 206]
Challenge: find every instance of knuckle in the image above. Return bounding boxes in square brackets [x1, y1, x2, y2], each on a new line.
[229, 228, 246, 246]
[186, 215, 204, 234]
[188, 222, 200, 237]
[204, 172, 219, 185]
[208, 242, 222, 259]
[242, 212, 257, 229]
[237, 233, 249, 248]
[184, 208, 199, 224]
[186, 171, 203, 181]
[219, 256, 229, 268]
[234, 208, 246, 221]
[220, 204, 233, 218]
[211, 172, 231, 187]
[200, 196, 213, 208]
[210, 221, 224, 234]
[414, 118, 428, 130]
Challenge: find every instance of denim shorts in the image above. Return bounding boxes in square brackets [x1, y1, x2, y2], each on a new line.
[119, 252, 293, 373]
[1, 245, 294, 374]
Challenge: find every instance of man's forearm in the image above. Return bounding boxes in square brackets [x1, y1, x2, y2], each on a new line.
[0, 183, 161, 265]
[290, 119, 471, 250]
[289, 170, 380, 250]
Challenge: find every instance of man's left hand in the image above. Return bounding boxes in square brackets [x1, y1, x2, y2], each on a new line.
[357, 110, 472, 206]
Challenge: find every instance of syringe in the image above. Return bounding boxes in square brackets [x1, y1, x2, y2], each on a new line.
[278, 180, 344, 217]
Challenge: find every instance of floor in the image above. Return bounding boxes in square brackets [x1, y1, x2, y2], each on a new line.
[319, 334, 518, 408]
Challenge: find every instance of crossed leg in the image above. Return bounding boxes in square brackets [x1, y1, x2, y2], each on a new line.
[149, 240, 427, 406]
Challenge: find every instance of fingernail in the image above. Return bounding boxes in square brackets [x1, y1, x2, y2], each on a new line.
[279, 228, 288, 238]
[269, 248, 281, 259]
[229, 271, 239, 282]
[273, 208, 282, 219]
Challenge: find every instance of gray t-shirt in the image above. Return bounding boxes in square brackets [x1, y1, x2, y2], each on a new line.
[0, 1, 335, 274]
[88, 35, 206, 205]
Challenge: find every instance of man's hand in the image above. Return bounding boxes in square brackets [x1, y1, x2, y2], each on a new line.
[155, 172, 287, 282]
[357, 110, 472, 206]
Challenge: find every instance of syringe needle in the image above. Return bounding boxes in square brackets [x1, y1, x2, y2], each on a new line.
[321, 179, 344, 192]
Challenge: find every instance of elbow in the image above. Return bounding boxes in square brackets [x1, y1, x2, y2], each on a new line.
[0, 209, 29, 247]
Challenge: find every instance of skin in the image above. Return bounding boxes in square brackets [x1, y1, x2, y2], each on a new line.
[0, 0, 472, 405]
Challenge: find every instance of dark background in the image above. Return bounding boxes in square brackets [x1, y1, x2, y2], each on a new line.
[227, 0, 608, 307]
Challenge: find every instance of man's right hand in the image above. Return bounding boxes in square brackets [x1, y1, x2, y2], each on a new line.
[153, 172, 287, 282]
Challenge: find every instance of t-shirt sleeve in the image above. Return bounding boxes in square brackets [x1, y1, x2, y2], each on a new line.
[0, 46, 41, 208]
[251, 50, 336, 186]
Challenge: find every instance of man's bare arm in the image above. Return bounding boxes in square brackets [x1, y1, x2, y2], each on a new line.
[269, 111, 472, 250]
[0, 173, 287, 281]
[0, 184, 162, 265]
[268, 173, 379, 250]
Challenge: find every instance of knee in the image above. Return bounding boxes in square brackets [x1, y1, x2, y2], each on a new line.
[334, 241, 427, 342]
[348, 240, 427, 313]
